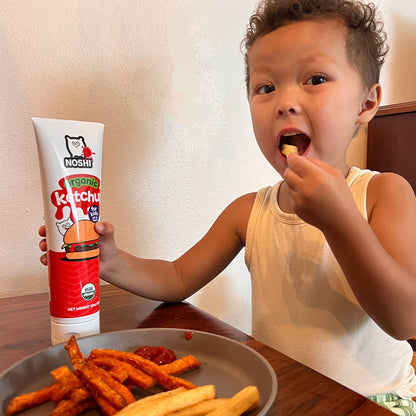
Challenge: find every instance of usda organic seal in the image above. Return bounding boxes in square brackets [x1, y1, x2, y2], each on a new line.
[81, 283, 96, 301]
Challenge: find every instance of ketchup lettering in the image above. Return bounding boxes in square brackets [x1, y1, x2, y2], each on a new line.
[51, 174, 100, 222]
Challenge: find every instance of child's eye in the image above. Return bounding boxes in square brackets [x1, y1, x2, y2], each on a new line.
[305, 74, 327, 85]
[257, 84, 275, 94]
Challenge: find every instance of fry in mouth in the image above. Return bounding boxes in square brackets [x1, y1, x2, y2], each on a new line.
[281, 144, 298, 157]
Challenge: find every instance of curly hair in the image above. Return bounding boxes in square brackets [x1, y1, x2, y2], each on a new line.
[242, 0, 388, 90]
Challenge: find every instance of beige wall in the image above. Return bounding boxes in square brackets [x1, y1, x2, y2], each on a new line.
[1, 0, 415, 333]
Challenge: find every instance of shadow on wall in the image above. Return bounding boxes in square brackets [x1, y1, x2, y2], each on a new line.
[387, 13, 416, 103]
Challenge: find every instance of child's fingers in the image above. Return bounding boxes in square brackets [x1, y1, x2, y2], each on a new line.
[94, 222, 118, 264]
[39, 238, 47, 252]
[94, 221, 115, 238]
[284, 153, 307, 188]
[286, 153, 320, 176]
[40, 253, 47, 266]
[38, 224, 46, 237]
[39, 226, 48, 266]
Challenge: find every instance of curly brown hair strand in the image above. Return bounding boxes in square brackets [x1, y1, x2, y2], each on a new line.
[242, 0, 388, 91]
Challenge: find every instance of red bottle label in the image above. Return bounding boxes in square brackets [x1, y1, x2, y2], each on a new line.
[48, 250, 100, 318]
[47, 173, 101, 319]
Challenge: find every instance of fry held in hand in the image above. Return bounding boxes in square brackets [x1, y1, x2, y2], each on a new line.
[281, 143, 298, 157]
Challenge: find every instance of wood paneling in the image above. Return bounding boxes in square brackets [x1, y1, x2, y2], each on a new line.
[367, 101, 416, 193]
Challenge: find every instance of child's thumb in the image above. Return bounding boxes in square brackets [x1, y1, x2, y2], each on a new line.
[95, 221, 115, 242]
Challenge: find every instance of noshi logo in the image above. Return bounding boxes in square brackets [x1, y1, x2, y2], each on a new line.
[64, 135, 95, 169]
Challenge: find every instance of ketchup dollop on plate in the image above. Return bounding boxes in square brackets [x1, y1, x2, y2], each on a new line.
[134, 346, 177, 365]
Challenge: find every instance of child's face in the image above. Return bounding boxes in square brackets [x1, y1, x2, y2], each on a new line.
[247, 18, 373, 176]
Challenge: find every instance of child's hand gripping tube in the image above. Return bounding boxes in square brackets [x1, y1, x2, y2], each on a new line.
[32, 118, 104, 345]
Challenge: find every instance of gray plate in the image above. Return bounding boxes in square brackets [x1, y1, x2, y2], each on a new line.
[1, 328, 277, 415]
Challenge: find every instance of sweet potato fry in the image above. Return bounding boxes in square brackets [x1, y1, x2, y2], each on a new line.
[64, 337, 129, 411]
[49, 398, 97, 416]
[6, 383, 65, 416]
[68, 388, 92, 403]
[51, 366, 92, 403]
[51, 366, 85, 392]
[95, 396, 119, 416]
[110, 358, 154, 389]
[90, 349, 196, 390]
[88, 361, 136, 405]
[76, 362, 127, 410]
[51, 366, 81, 385]
[50, 383, 69, 403]
[65, 335, 86, 364]
[89, 357, 130, 383]
[7, 337, 205, 416]
[159, 355, 201, 376]
[118, 363, 154, 389]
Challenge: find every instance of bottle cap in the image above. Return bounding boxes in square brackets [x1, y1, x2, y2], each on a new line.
[51, 312, 100, 345]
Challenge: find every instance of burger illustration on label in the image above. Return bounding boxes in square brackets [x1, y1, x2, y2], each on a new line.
[62, 219, 100, 261]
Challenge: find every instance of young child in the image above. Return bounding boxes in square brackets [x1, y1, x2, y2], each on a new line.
[39, 0, 416, 410]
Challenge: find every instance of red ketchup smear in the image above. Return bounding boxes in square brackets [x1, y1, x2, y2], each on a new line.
[134, 346, 177, 365]
[185, 331, 194, 340]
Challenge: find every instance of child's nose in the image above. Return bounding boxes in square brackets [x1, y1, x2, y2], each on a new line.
[277, 106, 297, 116]
[275, 90, 301, 116]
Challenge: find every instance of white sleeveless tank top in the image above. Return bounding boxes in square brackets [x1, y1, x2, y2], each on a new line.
[245, 167, 416, 397]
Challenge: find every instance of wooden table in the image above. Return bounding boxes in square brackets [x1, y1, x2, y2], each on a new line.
[0, 284, 391, 415]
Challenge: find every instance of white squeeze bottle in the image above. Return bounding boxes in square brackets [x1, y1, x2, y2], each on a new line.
[33, 118, 104, 345]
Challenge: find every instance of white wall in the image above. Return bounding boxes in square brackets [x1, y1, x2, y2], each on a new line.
[377, 0, 416, 105]
[1, 0, 415, 334]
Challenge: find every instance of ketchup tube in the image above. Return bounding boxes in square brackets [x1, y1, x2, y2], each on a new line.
[33, 118, 104, 345]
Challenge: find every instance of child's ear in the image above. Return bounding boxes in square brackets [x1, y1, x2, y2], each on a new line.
[357, 83, 382, 124]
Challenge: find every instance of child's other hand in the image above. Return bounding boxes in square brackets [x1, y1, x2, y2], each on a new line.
[38, 222, 119, 272]
[284, 154, 357, 231]
[93, 222, 118, 271]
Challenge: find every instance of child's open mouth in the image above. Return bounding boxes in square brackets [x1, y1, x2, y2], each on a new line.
[279, 132, 311, 157]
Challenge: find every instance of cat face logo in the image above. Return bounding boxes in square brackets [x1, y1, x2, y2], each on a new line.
[56, 217, 74, 236]
[64, 135, 95, 168]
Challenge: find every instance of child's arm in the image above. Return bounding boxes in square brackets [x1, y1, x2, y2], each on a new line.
[285, 154, 416, 340]
[40, 193, 256, 303]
